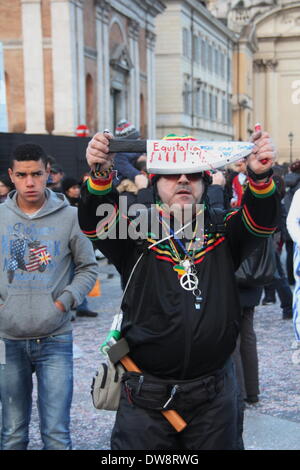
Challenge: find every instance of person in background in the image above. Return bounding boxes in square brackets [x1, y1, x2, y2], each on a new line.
[48, 164, 64, 192]
[207, 170, 229, 210]
[45, 155, 57, 169]
[81, 172, 90, 184]
[210, 168, 262, 405]
[0, 173, 15, 203]
[0, 142, 98, 449]
[61, 176, 99, 319]
[224, 168, 235, 203]
[62, 177, 81, 207]
[230, 159, 248, 208]
[284, 161, 300, 286]
[286, 187, 300, 341]
[116, 154, 153, 209]
[261, 174, 293, 319]
[230, 162, 263, 405]
[45, 155, 57, 188]
[114, 119, 148, 190]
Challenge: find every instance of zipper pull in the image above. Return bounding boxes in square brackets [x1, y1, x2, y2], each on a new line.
[163, 384, 179, 409]
[136, 375, 144, 395]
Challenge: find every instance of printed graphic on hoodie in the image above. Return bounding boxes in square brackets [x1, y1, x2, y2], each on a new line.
[7, 233, 52, 284]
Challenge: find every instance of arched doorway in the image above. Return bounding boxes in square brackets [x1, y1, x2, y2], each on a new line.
[109, 43, 133, 131]
[109, 21, 133, 131]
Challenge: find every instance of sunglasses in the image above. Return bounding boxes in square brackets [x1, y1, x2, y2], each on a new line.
[162, 173, 203, 182]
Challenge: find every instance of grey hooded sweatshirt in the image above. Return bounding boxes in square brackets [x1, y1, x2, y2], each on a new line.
[0, 189, 98, 339]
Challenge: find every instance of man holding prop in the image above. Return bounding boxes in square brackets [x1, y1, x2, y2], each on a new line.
[78, 129, 279, 450]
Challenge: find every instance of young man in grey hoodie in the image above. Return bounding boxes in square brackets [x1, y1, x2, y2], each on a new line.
[0, 143, 98, 450]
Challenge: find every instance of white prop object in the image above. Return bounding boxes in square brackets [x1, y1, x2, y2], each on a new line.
[146, 140, 254, 174]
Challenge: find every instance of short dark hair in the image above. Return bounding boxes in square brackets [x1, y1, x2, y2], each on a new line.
[10, 142, 48, 169]
[290, 160, 300, 174]
[46, 154, 57, 167]
[50, 163, 64, 174]
[0, 173, 14, 191]
[135, 159, 147, 172]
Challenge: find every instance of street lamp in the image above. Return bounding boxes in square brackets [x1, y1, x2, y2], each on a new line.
[288, 131, 294, 165]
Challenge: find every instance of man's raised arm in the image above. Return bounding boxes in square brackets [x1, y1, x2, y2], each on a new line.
[78, 132, 132, 272]
[224, 130, 280, 269]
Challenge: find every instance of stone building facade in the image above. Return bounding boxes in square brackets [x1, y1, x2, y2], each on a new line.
[155, 0, 236, 140]
[0, 0, 165, 137]
[2, 0, 299, 161]
[207, 0, 300, 162]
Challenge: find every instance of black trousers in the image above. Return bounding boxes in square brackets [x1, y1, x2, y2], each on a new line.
[232, 307, 259, 399]
[111, 360, 239, 450]
[264, 252, 293, 314]
[286, 240, 295, 285]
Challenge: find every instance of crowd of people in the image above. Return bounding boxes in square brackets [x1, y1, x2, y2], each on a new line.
[0, 120, 299, 450]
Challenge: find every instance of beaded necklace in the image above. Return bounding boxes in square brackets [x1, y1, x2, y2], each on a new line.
[158, 207, 205, 309]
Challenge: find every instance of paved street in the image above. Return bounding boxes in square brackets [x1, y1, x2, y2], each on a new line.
[9, 258, 300, 450]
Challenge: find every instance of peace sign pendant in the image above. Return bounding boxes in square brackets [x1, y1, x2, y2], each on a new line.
[180, 271, 199, 291]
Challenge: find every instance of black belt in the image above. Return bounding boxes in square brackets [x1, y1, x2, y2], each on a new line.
[123, 360, 230, 412]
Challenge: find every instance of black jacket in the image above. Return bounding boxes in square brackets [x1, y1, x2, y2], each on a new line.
[78, 179, 279, 380]
[113, 152, 143, 184]
[207, 184, 263, 308]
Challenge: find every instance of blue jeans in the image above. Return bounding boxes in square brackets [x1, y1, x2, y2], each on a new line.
[0, 333, 73, 450]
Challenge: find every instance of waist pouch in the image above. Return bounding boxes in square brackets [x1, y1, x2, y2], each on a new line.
[122, 365, 226, 412]
[91, 360, 125, 411]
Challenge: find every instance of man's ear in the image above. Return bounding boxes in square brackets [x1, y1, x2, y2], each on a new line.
[8, 168, 14, 183]
[45, 164, 50, 178]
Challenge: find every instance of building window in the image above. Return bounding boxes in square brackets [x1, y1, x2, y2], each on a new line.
[183, 28, 191, 58]
[220, 53, 225, 78]
[213, 95, 218, 121]
[201, 39, 206, 68]
[111, 88, 122, 131]
[227, 57, 232, 82]
[195, 88, 201, 116]
[214, 49, 219, 75]
[183, 82, 190, 115]
[222, 97, 227, 123]
[207, 44, 212, 73]
[193, 35, 200, 64]
[227, 100, 232, 125]
[209, 92, 213, 119]
[202, 89, 207, 118]
[209, 93, 217, 121]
